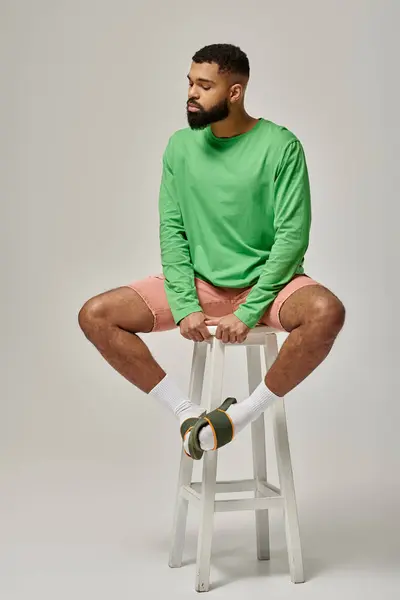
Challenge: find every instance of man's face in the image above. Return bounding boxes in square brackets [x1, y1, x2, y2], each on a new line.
[186, 62, 231, 129]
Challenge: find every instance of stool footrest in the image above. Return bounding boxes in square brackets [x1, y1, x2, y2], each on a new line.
[189, 478, 281, 496]
[179, 478, 283, 512]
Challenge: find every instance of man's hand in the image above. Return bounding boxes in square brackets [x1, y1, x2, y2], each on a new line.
[179, 311, 212, 342]
[204, 314, 250, 344]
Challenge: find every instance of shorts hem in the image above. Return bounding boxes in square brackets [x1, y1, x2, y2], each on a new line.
[123, 284, 159, 332]
[276, 278, 322, 331]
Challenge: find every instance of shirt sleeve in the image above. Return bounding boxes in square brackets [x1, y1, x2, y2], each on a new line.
[233, 139, 312, 329]
[158, 138, 203, 325]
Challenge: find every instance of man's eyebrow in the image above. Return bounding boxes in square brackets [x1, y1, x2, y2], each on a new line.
[187, 74, 215, 84]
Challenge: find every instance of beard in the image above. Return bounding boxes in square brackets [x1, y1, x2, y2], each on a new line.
[186, 97, 230, 130]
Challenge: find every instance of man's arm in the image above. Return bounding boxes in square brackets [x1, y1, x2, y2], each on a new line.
[159, 137, 203, 325]
[234, 139, 312, 329]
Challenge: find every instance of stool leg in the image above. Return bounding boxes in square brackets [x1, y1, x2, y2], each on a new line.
[246, 345, 270, 561]
[264, 335, 305, 583]
[195, 338, 225, 592]
[169, 341, 208, 569]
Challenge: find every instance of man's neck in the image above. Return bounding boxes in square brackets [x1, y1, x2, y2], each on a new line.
[210, 113, 259, 139]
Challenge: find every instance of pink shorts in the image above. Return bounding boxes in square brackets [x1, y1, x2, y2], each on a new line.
[124, 273, 321, 333]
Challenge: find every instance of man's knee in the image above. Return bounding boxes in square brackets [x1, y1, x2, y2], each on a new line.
[308, 291, 346, 338]
[78, 295, 109, 337]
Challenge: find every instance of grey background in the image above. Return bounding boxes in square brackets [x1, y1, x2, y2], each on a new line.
[1, 0, 399, 597]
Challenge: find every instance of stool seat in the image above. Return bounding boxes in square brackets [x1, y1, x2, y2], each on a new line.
[168, 327, 304, 592]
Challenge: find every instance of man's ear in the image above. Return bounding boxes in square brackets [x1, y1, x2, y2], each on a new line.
[229, 83, 244, 104]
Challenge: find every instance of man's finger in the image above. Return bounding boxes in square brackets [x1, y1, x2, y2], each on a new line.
[189, 330, 202, 342]
[199, 323, 211, 340]
[230, 332, 238, 344]
[221, 328, 230, 344]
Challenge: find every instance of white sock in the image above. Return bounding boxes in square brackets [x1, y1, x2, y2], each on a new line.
[149, 374, 203, 425]
[184, 380, 280, 453]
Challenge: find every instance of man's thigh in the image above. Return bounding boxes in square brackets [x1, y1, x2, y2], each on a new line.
[79, 285, 155, 334]
[124, 274, 175, 332]
[125, 273, 235, 333]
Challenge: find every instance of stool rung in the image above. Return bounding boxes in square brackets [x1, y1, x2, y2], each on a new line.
[191, 478, 254, 493]
[180, 484, 284, 512]
[214, 496, 284, 512]
[189, 478, 281, 496]
[181, 484, 201, 503]
[258, 481, 281, 496]
[180, 478, 283, 513]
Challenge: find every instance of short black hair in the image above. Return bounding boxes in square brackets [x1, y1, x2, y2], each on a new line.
[192, 43, 250, 79]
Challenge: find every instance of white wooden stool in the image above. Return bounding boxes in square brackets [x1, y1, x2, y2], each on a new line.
[169, 325, 304, 592]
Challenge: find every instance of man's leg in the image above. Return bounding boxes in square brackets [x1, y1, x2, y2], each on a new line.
[78, 287, 203, 424]
[78, 287, 165, 393]
[265, 284, 346, 396]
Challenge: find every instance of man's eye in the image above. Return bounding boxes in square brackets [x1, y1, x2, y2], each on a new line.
[188, 82, 211, 91]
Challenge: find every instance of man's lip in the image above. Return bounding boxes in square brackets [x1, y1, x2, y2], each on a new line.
[188, 104, 200, 111]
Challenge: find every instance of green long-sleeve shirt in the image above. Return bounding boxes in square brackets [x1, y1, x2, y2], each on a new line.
[158, 117, 312, 329]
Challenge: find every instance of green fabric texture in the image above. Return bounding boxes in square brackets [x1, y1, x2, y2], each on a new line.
[158, 117, 312, 328]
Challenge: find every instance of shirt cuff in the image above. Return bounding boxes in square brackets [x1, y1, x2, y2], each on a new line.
[233, 306, 259, 329]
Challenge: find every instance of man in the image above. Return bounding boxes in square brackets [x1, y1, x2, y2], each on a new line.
[78, 43, 345, 458]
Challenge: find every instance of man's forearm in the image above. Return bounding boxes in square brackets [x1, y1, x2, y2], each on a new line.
[234, 238, 308, 328]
